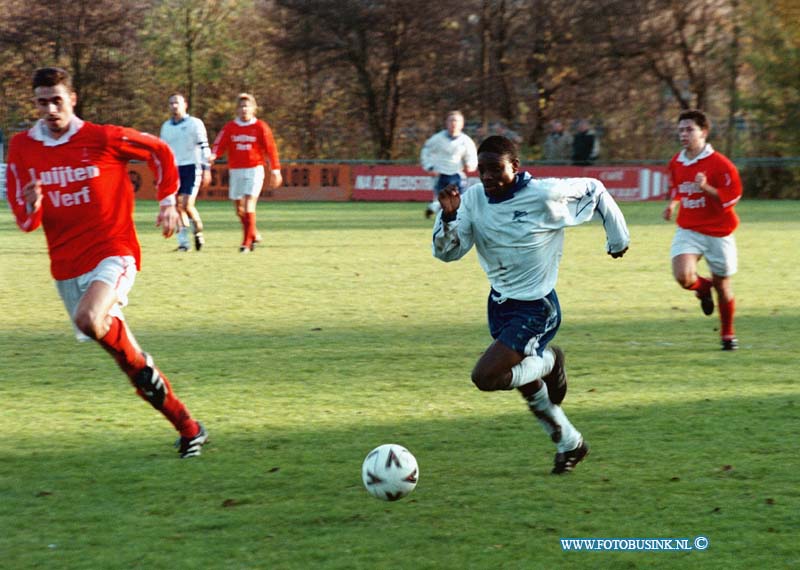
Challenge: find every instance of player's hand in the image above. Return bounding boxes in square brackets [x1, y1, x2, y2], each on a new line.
[662, 204, 675, 221]
[22, 180, 43, 213]
[694, 172, 707, 188]
[156, 204, 179, 238]
[437, 184, 461, 217]
[269, 169, 283, 189]
[608, 246, 628, 259]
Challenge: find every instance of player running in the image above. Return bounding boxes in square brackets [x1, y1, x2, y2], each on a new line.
[420, 110, 478, 219]
[159, 92, 211, 252]
[432, 135, 630, 474]
[663, 109, 743, 350]
[6, 67, 208, 458]
[210, 93, 282, 253]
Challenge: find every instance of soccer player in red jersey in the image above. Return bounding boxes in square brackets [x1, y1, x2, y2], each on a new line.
[6, 67, 208, 457]
[663, 109, 743, 350]
[210, 93, 282, 253]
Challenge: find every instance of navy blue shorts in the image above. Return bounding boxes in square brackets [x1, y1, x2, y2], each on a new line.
[488, 289, 561, 356]
[177, 164, 201, 196]
[435, 173, 466, 193]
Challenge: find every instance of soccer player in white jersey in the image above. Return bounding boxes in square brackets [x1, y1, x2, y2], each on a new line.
[160, 93, 211, 251]
[433, 135, 630, 474]
[420, 110, 478, 218]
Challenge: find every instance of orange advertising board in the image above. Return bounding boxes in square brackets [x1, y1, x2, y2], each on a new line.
[130, 161, 667, 203]
[128, 162, 351, 201]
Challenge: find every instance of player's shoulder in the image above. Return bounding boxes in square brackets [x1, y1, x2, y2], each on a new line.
[10, 128, 32, 146]
[709, 149, 737, 169]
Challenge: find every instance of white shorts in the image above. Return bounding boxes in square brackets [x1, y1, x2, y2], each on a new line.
[228, 166, 265, 200]
[55, 256, 137, 341]
[670, 227, 738, 277]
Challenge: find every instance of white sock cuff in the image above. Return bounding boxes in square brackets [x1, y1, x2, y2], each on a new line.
[510, 350, 555, 388]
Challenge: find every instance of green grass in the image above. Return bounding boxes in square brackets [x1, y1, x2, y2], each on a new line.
[1, 199, 798, 569]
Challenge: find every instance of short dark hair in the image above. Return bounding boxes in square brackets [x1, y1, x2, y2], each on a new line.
[678, 109, 711, 131]
[32, 67, 73, 91]
[477, 135, 518, 161]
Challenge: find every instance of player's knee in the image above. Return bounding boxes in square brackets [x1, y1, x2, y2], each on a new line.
[74, 309, 107, 340]
[675, 273, 696, 289]
[471, 368, 502, 392]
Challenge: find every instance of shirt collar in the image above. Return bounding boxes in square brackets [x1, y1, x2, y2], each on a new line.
[486, 171, 532, 204]
[677, 143, 714, 165]
[171, 115, 189, 125]
[235, 117, 257, 126]
[30, 116, 85, 147]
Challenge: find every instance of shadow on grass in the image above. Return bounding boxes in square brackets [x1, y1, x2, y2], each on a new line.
[1, 390, 795, 570]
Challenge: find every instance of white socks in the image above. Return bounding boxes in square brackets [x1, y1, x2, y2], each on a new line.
[528, 383, 581, 452]
[510, 348, 555, 388]
[177, 226, 189, 248]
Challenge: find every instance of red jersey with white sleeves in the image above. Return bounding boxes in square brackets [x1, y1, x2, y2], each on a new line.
[6, 118, 179, 280]
[668, 144, 742, 237]
[211, 118, 281, 170]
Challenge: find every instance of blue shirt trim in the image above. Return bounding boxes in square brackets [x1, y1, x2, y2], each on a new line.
[486, 171, 533, 204]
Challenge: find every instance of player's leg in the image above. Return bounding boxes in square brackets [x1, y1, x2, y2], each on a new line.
[185, 166, 205, 250]
[706, 234, 738, 349]
[475, 291, 584, 469]
[671, 228, 714, 315]
[174, 166, 193, 251]
[241, 166, 264, 250]
[185, 193, 204, 250]
[228, 169, 247, 251]
[68, 259, 204, 448]
[175, 193, 191, 251]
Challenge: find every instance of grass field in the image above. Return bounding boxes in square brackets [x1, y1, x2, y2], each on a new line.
[1, 199, 798, 569]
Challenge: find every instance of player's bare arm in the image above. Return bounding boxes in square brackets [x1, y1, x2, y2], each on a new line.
[437, 184, 461, 215]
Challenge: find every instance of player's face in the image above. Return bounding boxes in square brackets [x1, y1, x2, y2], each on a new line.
[33, 84, 76, 136]
[446, 114, 464, 136]
[237, 99, 256, 121]
[678, 119, 707, 152]
[168, 95, 187, 119]
[478, 151, 518, 198]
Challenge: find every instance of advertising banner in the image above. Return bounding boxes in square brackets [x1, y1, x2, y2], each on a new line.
[128, 163, 352, 202]
[351, 164, 667, 202]
[131, 162, 667, 202]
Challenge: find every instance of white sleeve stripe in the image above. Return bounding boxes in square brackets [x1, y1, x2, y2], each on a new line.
[722, 196, 741, 208]
[150, 152, 164, 187]
[9, 163, 24, 205]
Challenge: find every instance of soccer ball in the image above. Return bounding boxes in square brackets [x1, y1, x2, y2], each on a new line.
[361, 444, 419, 501]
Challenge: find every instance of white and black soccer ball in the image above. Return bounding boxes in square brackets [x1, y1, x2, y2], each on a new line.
[361, 443, 419, 501]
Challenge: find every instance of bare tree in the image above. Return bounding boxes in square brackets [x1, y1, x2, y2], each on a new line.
[271, 0, 457, 159]
[0, 0, 149, 122]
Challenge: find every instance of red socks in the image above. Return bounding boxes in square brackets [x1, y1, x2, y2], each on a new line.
[99, 316, 145, 376]
[241, 212, 257, 247]
[719, 297, 736, 339]
[688, 276, 712, 297]
[99, 317, 198, 437]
